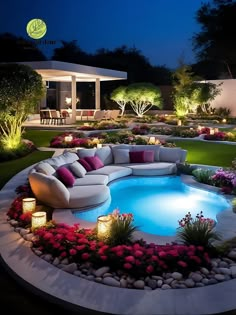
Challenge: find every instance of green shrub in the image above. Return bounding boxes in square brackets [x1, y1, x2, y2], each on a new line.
[177, 211, 221, 248]
[176, 162, 196, 175]
[192, 168, 215, 185]
[108, 210, 139, 246]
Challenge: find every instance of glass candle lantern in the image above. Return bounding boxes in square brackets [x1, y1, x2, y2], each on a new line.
[64, 134, 73, 142]
[97, 143, 102, 149]
[97, 215, 113, 240]
[22, 198, 36, 213]
[31, 212, 47, 229]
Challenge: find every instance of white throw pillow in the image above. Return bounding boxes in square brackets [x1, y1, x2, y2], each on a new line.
[35, 162, 56, 175]
[112, 149, 130, 164]
[69, 161, 87, 177]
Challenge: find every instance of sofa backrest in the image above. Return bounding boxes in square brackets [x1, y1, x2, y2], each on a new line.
[29, 172, 70, 208]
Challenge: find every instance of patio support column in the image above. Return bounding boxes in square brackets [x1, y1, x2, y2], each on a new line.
[95, 78, 101, 110]
[71, 75, 76, 123]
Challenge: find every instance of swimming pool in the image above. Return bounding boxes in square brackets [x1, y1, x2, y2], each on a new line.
[74, 176, 230, 236]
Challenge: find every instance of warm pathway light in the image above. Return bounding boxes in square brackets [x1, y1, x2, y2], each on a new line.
[97, 215, 112, 240]
[31, 212, 47, 229]
[97, 143, 102, 149]
[22, 198, 36, 213]
[148, 136, 156, 144]
[210, 128, 215, 135]
[197, 125, 202, 131]
[222, 118, 227, 123]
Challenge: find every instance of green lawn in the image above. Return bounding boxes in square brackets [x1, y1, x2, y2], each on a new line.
[0, 150, 53, 189]
[174, 140, 236, 167]
[23, 130, 61, 147]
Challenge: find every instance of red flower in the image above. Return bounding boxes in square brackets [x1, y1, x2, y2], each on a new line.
[69, 249, 77, 256]
[60, 251, 67, 258]
[146, 265, 154, 274]
[100, 255, 108, 261]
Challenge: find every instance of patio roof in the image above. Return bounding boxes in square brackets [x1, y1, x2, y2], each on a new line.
[19, 60, 127, 82]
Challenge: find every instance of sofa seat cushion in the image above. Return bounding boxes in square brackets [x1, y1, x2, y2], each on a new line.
[74, 174, 108, 186]
[126, 162, 177, 176]
[68, 185, 110, 208]
[88, 165, 132, 182]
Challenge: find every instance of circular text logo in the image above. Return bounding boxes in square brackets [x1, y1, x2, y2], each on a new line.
[26, 19, 47, 39]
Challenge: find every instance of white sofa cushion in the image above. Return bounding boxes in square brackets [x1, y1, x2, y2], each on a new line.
[35, 162, 56, 176]
[127, 162, 177, 176]
[68, 185, 110, 208]
[88, 165, 132, 182]
[95, 146, 113, 165]
[74, 175, 108, 186]
[29, 172, 70, 208]
[159, 147, 182, 163]
[112, 149, 130, 164]
[69, 161, 87, 178]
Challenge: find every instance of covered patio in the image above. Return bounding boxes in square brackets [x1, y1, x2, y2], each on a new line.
[20, 60, 127, 123]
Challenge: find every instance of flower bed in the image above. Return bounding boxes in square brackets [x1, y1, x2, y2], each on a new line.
[6, 185, 236, 290]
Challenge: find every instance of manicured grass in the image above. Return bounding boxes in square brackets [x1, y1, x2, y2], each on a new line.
[174, 140, 236, 167]
[0, 150, 53, 189]
[23, 130, 61, 147]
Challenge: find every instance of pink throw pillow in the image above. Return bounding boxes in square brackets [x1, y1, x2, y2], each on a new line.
[78, 158, 93, 172]
[84, 156, 104, 170]
[129, 151, 145, 163]
[144, 150, 155, 163]
[56, 167, 75, 187]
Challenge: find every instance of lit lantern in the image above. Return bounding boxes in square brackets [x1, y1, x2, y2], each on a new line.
[31, 212, 47, 229]
[97, 143, 102, 149]
[64, 134, 73, 142]
[84, 123, 89, 126]
[97, 215, 113, 240]
[22, 198, 36, 213]
[214, 128, 219, 133]
[177, 119, 182, 126]
[210, 128, 215, 135]
[222, 118, 227, 123]
[197, 125, 202, 131]
[149, 136, 156, 144]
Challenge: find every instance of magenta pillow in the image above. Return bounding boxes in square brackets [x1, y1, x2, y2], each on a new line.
[129, 151, 145, 163]
[84, 156, 104, 170]
[144, 150, 155, 163]
[56, 167, 75, 187]
[78, 158, 93, 172]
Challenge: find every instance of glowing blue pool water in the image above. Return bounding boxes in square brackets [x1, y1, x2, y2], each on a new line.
[74, 176, 230, 236]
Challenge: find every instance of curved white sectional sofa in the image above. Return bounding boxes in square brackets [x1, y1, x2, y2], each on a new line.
[28, 144, 187, 209]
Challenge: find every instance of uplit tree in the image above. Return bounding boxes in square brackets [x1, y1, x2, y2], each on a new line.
[0, 63, 45, 150]
[172, 62, 221, 118]
[110, 86, 129, 116]
[125, 83, 162, 117]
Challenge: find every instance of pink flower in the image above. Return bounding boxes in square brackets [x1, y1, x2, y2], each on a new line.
[81, 253, 90, 260]
[125, 255, 135, 263]
[123, 263, 132, 269]
[134, 250, 143, 257]
[60, 251, 67, 258]
[68, 248, 76, 256]
[146, 265, 154, 274]
[177, 260, 187, 268]
[100, 255, 107, 261]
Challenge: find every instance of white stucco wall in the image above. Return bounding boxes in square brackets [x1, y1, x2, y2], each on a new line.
[205, 79, 236, 117]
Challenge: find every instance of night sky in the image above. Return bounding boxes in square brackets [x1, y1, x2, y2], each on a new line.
[0, 0, 203, 68]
